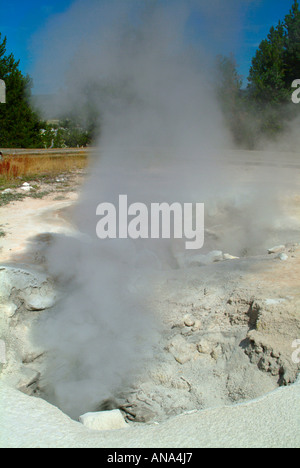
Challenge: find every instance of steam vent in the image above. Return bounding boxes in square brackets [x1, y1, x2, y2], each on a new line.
[0, 80, 6, 103]
[0, 0, 300, 450]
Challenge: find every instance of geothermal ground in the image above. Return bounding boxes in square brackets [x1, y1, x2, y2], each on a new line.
[0, 149, 299, 448]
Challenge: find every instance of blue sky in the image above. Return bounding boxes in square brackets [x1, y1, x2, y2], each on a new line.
[0, 0, 297, 93]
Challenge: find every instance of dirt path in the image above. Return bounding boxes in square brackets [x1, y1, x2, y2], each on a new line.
[0, 193, 79, 264]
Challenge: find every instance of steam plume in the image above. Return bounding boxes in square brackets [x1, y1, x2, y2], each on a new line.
[30, 0, 298, 418]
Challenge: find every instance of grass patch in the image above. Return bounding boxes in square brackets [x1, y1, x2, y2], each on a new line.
[0, 188, 52, 207]
[0, 177, 22, 190]
[0, 153, 88, 184]
[0, 230, 6, 237]
[0, 192, 26, 207]
[29, 191, 51, 199]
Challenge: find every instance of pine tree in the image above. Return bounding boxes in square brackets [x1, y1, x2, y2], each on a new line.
[248, 0, 300, 105]
[248, 22, 288, 104]
[0, 33, 43, 148]
[215, 54, 248, 145]
[284, 0, 300, 87]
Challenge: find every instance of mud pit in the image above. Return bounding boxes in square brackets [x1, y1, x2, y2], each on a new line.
[0, 151, 300, 445]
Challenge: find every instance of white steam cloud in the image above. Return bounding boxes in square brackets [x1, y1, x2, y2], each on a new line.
[30, 0, 298, 419]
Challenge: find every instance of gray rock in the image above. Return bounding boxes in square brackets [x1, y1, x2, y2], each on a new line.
[21, 291, 56, 311]
[197, 339, 213, 355]
[124, 406, 157, 423]
[20, 186, 33, 192]
[167, 335, 198, 364]
[183, 315, 195, 327]
[0, 267, 50, 301]
[17, 367, 41, 396]
[0, 267, 56, 311]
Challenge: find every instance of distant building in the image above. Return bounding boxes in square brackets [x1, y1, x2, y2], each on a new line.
[46, 119, 60, 126]
[0, 80, 6, 104]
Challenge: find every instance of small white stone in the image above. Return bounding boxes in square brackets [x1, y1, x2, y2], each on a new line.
[223, 253, 239, 260]
[265, 298, 286, 306]
[268, 245, 285, 254]
[79, 410, 128, 431]
[22, 293, 56, 311]
[207, 250, 223, 263]
[184, 315, 195, 327]
[277, 253, 288, 261]
[0, 303, 18, 317]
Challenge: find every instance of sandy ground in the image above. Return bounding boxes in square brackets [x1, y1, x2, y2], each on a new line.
[1, 379, 299, 448]
[0, 194, 78, 263]
[0, 171, 84, 263]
